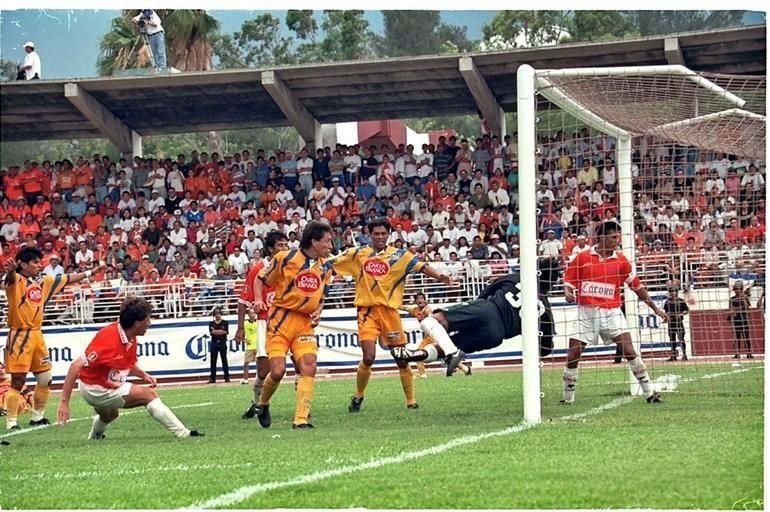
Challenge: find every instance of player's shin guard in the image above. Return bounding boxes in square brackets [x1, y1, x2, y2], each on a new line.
[420, 317, 458, 356]
[259, 374, 280, 406]
[293, 376, 314, 425]
[398, 366, 416, 406]
[562, 368, 578, 403]
[628, 357, 653, 397]
[146, 398, 190, 438]
[253, 376, 265, 403]
[355, 361, 372, 398]
[5, 388, 21, 428]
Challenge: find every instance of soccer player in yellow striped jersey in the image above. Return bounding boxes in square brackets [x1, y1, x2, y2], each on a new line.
[331, 218, 461, 413]
[2, 246, 103, 430]
[252, 221, 333, 429]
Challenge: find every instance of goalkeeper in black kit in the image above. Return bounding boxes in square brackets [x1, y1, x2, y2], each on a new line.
[392, 274, 555, 372]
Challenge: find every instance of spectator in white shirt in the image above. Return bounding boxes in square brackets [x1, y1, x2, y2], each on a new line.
[0, 215, 20, 241]
[326, 178, 346, 208]
[148, 190, 165, 213]
[406, 224, 428, 248]
[536, 181, 555, 205]
[169, 221, 188, 248]
[19, 41, 41, 80]
[443, 219, 461, 245]
[228, 247, 250, 277]
[431, 203, 450, 231]
[43, 255, 64, 277]
[741, 165, 765, 192]
[240, 231, 263, 259]
[571, 235, 591, 255]
[201, 256, 217, 279]
[309, 180, 329, 207]
[488, 181, 510, 208]
[296, 149, 315, 193]
[539, 230, 563, 258]
[75, 241, 95, 266]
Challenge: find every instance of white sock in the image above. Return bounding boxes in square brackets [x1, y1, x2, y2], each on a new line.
[89, 416, 109, 439]
[563, 367, 578, 403]
[628, 357, 653, 397]
[146, 398, 190, 438]
[422, 344, 440, 363]
[30, 409, 44, 422]
[6, 419, 17, 430]
[420, 317, 458, 356]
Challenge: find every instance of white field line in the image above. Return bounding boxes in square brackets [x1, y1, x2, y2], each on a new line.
[188, 366, 757, 510]
[7, 461, 256, 482]
[0, 402, 213, 440]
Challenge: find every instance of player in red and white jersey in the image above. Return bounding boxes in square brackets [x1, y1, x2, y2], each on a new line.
[56, 297, 203, 439]
[235, 231, 289, 420]
[561, 221, 669, 405]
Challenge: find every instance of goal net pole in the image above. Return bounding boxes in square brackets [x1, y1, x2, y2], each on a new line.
[517, 64, 542, 424]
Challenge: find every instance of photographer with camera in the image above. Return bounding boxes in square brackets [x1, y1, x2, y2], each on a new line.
[132, 9, 166, 70]
[17, 41, 41, 80]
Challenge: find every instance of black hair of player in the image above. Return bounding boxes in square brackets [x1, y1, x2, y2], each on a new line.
[300, 221, 332, 249]
[119, 297, 153, 329]
[264, 230, 288, 253]
[15, 246, 43, 264]
[368, 218, 392, 233]
[596, 220, 621, 238]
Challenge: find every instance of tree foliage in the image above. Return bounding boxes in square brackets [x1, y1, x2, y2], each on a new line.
[0, 59, 17, 82]
[631, 11, 746, 36]
[381, 11, 473, 57]
[213, 13, 295, 68]
[482, 11, 571, 48]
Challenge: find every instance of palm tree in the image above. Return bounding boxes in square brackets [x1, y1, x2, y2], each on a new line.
[97, 10, 220, 76]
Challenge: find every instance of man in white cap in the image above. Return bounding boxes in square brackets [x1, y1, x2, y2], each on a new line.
[18, 41, 41, 80]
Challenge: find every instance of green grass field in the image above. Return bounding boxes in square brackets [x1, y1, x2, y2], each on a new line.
[0, 361, 764, 509]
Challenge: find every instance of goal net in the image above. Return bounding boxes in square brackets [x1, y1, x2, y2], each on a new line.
[516, 65, 766, 423]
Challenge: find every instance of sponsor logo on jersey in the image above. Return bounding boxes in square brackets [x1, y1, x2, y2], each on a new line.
[363, 258, 390, 278]
[26, 286, 43, 303]
[580, 281, 616, 299]
[295, 271, 321, 293]
[265, 290, 276, 306]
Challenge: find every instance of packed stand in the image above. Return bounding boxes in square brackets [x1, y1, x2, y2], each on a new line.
[0, 131, 765, 323]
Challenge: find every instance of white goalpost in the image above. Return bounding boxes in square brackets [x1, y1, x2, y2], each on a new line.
[517, 64, 767, 423]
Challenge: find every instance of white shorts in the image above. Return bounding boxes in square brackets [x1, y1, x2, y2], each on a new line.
[570, 306, 628, 345]
[244, 320, 268, 361]
[79, 382, 132, 410]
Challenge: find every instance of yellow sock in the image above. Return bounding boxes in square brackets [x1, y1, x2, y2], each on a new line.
[355, 361, 372, 398]
[399, 366, 416, 406]
[32, 386, 50, 419]
[258, 374, 280, 406]
[5, 388, 21, 426]
[293, 376, 315, 425]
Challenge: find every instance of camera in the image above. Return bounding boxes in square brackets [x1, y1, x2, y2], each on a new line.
[137, 9, 153, 30]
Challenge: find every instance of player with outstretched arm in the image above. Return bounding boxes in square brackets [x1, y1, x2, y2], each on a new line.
[56, 297, 203, 439]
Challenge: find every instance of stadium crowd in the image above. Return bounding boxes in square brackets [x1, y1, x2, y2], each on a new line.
[0, 130, 765, 323]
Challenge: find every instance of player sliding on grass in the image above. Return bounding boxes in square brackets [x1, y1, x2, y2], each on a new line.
[392, 274, 555, 369]
[234, 231, 289, 420]
[330, 218, 457, 413]
[561, 220, 668, 405]
[2, 246, 104, 431]
[56, 297, 203, 439]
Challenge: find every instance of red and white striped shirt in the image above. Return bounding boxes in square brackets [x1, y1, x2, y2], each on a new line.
[563, 249, 641, 309]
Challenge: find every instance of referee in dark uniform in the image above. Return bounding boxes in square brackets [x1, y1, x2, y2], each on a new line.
[208, 307, 231, 383]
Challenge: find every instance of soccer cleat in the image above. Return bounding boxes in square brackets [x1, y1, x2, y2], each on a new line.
[8, 425, 20, 431]
[255, 404, 272, 428]
[558, 399, 573, 405]
[0, 440, 9, 445]
[240, 379, 249, 385]
[444, 350, 466, 377]
[612, 358, 622, 364]
[189, 430, 205, 437]
[463, 366, 473, 376]
[348, 396, 364, 413]
[406, 403, 419, 410]
[747, 354, 754, 359]
[88, 432, 106, 440]
[29, 418, 51, 427]
[419, 373, 428, 379]
[733, 354, 740, 359]
[242, 402, 258, 420]
[292, 423, 315, 429]
[0, 408, 6, 416]
[646, 392, 663, 404]
[667, 356, 677, 362]
[682, 355, 689, 361]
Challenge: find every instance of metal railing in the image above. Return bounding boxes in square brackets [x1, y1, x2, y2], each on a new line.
[0, 250, 764, 326]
